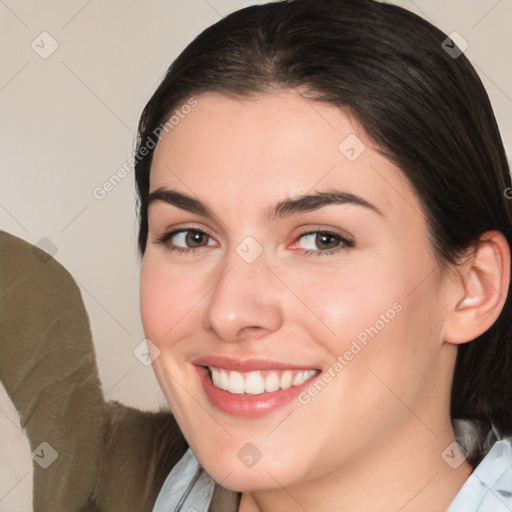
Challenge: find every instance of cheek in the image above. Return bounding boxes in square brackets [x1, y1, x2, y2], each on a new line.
[139, 256, 203, 410]
[303, 252, 441, 378]
[139, 255, 199, 346]
[294, 263, 398, 345]
[139, 259, 165, 342]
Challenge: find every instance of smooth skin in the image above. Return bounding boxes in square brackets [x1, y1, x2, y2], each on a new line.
[140, 91, 510, 512]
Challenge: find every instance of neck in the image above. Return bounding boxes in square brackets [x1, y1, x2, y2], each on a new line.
[239, 418, 473, 512]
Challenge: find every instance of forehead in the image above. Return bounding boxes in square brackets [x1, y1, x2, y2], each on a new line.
[149, 91, 423, 224]
[151, 91, 355, 179]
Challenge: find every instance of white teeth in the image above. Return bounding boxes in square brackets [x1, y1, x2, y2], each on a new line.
[229, 371, 245, 394]
[292, 371, 304, 386]
[244, 372, 265, 394]
[265, 372, 280, 392]
[303, 370, 317, 381]
[280, 370, 293, 389]
[211, 368, 221, 387]
[209, 367, 318, 395]
[211, 368, 230, 390]
[219, 370, 229, 391]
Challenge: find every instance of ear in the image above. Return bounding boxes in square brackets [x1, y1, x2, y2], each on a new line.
[443, 230, 511, 345]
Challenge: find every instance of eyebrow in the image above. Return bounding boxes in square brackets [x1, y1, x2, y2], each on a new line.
[147, 187, 383, 221]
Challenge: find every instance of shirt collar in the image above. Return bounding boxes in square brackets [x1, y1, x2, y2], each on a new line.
[447, 438, 512, 512]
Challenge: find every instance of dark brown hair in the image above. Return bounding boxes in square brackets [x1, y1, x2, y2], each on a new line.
[134, 0, 512, 464]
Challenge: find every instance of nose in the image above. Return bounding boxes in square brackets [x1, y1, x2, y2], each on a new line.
[201, 250, 284, 343]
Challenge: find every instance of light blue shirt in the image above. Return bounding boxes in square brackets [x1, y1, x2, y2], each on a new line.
[154, 439, 512, 512]
[447, 439, 512, 511]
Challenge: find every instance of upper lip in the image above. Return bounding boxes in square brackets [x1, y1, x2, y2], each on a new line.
[192, 355, 319, 372]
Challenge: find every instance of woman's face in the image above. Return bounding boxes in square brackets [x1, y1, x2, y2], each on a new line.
[140, 91, 457, 491]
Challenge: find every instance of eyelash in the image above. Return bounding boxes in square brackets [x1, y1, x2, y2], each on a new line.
[297, 229, 355, 256]
[155, 227, 354, 257]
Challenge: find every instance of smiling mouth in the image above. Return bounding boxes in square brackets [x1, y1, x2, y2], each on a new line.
[207, 366, 319, 395]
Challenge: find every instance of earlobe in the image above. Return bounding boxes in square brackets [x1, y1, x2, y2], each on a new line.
[444, 230, 511, 345]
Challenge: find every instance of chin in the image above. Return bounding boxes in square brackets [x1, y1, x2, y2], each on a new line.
[193, 444, 304, 493]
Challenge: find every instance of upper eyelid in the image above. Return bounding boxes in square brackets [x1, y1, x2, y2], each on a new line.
[160, 225, 217, 242]
[158, 224, 350, 237]
[295, 225, 353, 238]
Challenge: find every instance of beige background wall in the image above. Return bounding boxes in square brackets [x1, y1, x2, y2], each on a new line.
[1, 0, 511, 415]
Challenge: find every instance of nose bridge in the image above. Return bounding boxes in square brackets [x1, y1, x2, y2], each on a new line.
[201, 241, 284, 341]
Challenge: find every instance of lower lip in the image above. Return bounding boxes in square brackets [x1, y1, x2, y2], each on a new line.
[196, 366, 318, 419]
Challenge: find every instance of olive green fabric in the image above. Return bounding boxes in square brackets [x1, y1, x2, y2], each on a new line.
[0, 231, 240, 511]
[1, 229, 110, 511]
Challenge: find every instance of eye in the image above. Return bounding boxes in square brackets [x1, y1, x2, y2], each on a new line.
[155, 227, 354, 257]
[156, 228, 216, 254]
[292, 229, 354, 256]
